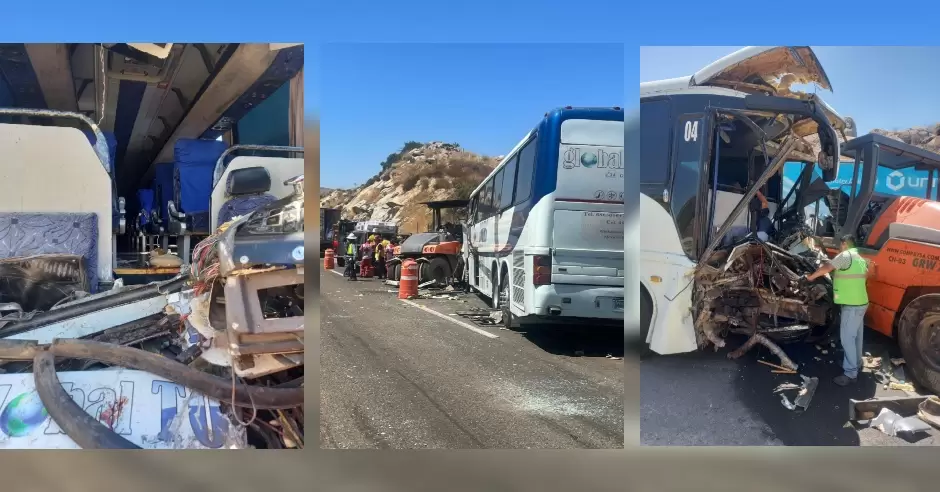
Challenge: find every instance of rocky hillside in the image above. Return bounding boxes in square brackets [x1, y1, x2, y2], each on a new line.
[321, 141, 499, 233]
[871, 123, 940, 151]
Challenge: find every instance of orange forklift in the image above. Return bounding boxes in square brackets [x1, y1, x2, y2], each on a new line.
[387, 200, 467, 286]
[787, 133, 940, 394]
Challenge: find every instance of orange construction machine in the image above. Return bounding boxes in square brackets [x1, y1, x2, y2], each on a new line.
[787, 133, 940, 394]
[387, 200, 467, 286]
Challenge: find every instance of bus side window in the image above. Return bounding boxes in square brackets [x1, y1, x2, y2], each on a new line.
[640, 99, 671, 187]
[482, 179, 495, 218]
[499, 155, 518, 211]
[514, 136, 537, 205]
[492, 168, 505, 213]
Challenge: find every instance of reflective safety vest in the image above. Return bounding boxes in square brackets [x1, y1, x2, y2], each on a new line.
[832, 248, 869, 306]
[347, 242, 356, 255]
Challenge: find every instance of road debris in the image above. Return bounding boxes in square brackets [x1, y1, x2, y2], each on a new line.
[793, 375, 818, 410]
[773, 382, 801, 394]
[863, 355, 882, 370]
[779, 393, 797, 410]
[870, 407, 932, 439]
[917, 397, 940, 430]
[774, 375, 818, 411]
[889, 381, 916, 392]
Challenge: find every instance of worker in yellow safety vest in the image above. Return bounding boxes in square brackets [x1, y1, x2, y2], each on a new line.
[805, 234, 874, 386]
[344, 233, 358, 281]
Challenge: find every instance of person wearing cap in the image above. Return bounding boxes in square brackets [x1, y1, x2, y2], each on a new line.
[344, 233, 358, 280]
[805, 234, 874, 386]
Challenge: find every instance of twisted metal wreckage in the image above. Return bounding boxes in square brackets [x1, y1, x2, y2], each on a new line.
[0, 179, 304, 449]
[691, 124, 837, 372]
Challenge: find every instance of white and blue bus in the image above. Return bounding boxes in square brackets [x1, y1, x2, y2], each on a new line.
[465, 107, 624, 328]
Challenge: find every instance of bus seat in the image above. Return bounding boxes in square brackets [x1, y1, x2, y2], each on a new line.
[217, 167, 277, 226]
[82, 130, 117, 176]
[0, 212, 100, 292]
[153, 162, 174, 230]
[82, 130, 124, 235]
[170, 139, 227, 235]
[136, 189, 156, 232]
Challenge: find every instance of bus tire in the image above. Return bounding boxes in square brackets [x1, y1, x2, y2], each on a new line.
[498, 266, 514, 330]
[337, 256, 345, 268]
[391, 263, 401, 282]
[640, 285, 653, 356]
[897, 294, 940, 395]
[490, 267, 500, 309]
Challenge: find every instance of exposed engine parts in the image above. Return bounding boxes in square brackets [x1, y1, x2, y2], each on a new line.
[693, 238, 834, 370]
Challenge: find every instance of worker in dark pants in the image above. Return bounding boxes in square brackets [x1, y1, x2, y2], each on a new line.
[344, 233, 358, 281]
[805, 234, 874, 386]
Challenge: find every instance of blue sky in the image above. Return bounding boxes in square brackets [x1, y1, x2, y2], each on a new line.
[319, 43, 624, 188]
[640, 46, 940, 136]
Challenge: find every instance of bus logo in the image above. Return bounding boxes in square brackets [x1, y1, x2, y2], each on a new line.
[562, 146, 622, 170]
[581, 152, 598, 168]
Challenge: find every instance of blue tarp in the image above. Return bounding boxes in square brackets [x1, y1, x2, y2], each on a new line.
[153, 162, 175, 228]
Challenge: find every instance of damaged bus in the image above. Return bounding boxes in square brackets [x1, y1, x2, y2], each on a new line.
[0, 43, 304, 448]
[639, 46, 846, 365]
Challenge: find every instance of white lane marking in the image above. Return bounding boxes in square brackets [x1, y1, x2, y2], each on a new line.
[329, 268, 344, 276]
[400, 299, 499, 339]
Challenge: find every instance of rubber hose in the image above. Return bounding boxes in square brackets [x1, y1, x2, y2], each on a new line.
[33, 352, 141, 449]
[0, 275, 189, 337]
[50, 339, 304, 409]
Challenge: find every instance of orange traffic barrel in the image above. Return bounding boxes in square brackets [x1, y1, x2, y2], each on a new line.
[399, 259, 419, 299]
[324, 249, 335, 269]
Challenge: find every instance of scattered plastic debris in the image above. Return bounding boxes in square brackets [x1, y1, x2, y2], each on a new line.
[774, 375, 817, 411]
[917, 397, 940, 430]
[870, 407, 931, 438]
[773, 382, 801, 394]
[793, 376, 818, 410]
[863, 355, 882, 370]
[889, 382, 916, 392]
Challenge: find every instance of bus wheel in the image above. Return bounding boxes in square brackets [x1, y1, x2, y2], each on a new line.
[897, 294, 940, 395]
[497, 271, 514, 330]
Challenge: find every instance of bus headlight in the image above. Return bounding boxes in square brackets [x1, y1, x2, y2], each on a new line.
[243, 199, 304, 235]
